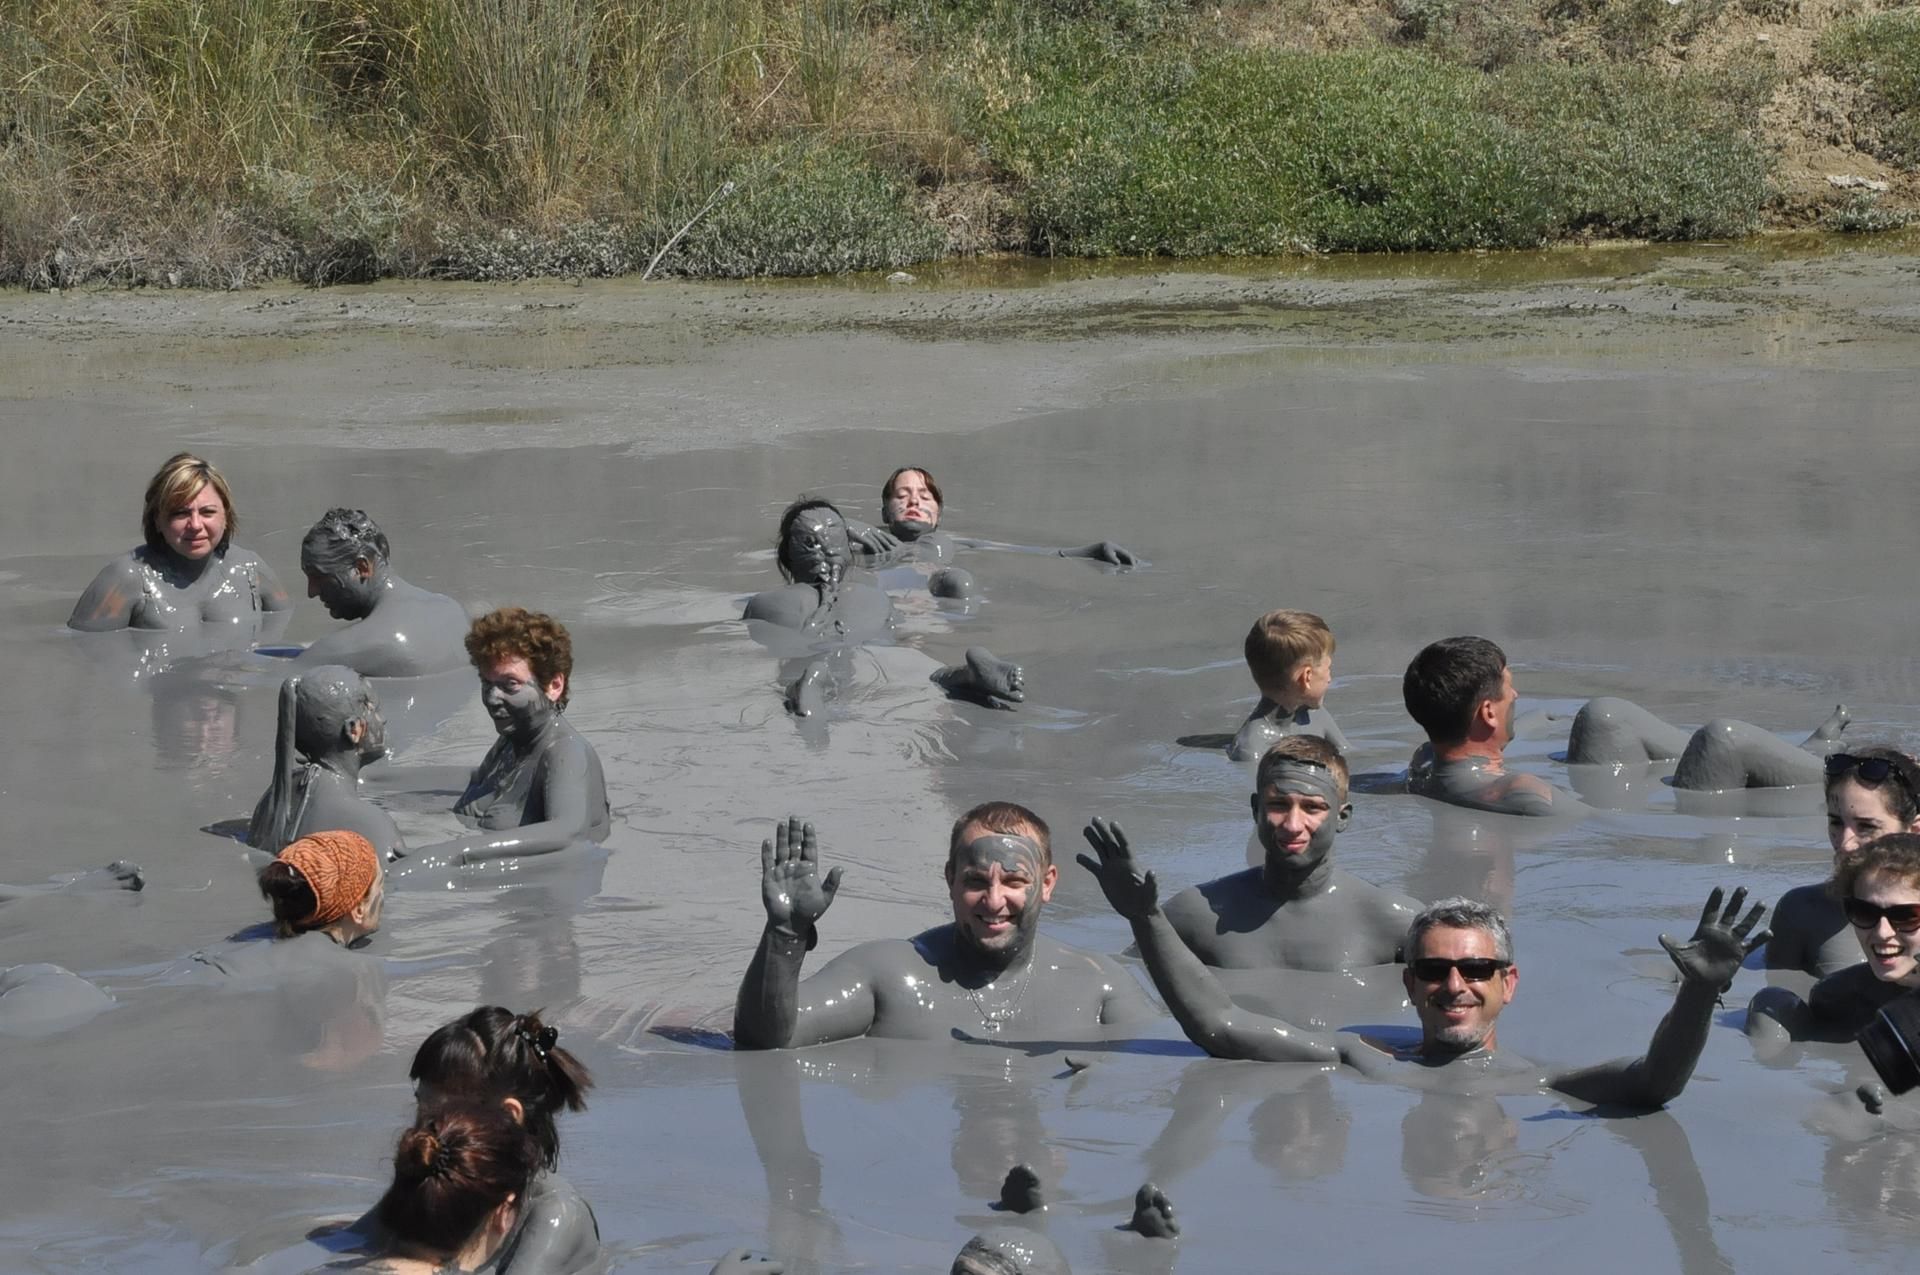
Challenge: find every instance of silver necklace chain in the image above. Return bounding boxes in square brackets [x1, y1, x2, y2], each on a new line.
[966, 945, 1037, 1032]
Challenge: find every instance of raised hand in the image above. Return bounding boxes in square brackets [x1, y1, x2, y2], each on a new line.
[1660, 885, 1769, 991]
[1077, 817, 1160, 920]
[760, 816, 842, 933]
[849, 524, 901, 556]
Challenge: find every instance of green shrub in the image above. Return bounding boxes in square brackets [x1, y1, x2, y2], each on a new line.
[1820, 9, 1920, 167]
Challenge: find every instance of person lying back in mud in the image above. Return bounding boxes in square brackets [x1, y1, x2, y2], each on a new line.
[69, 451, 291, 636]
[1082, 817, 1766, 1109]
[0, 861, 143, 901]
[1763, 748, 1920, 978]
[1748, 833, 1920, 1051]
[248, 666, 403, 860]
[732, 803, 1157, 1049]
[840, 466, 1140, 602]
[1561, 694, 1851, 791]
[393, 608, 610, 878]
[1402, 636, 1576, 817]
[742, 497, 1026, 716]
[1159, 736, 1420, 973]
[284, 507, 470, 678]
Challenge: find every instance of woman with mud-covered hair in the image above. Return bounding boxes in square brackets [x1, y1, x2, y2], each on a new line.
[247, 667, 402, 859]
[393, 608, 610, 878]
[1749, 832, 1920, 1052]
[1765, 747, 1920, 978]
[291, 507, 469, 677]
[403, 1007, 601, 1273]
[69, 452, 290, 633]
[360, 1102, 541, 1274]
[842, 464, 1140, 578]
[742, 497, 1025, 717]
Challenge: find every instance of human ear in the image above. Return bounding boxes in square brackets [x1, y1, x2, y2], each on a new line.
[545, 673, 566, 704]
[1039, 863, 1059, 902]
[501, 1096, 526, 1124]
[1335, 802, 1352, 833]
[345, 717, 367, 746]
[1401, 966, 1416, 1000]
[354, 557, 374, 582]
[1249, 791, 1260, 823]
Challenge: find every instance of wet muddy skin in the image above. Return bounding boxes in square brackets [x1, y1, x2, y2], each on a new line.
[6, 245, 1920, 1270]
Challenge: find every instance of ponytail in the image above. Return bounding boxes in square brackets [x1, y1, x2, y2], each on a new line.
[250, 675, 304, 854]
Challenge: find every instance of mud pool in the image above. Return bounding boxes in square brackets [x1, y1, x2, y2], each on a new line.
[3, 241, 1920, 1272]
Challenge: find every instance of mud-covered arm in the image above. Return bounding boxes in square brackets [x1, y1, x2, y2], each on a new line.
[842, 517, 900, 557]
[950, 534, 1140, 567]
[68, 557, 143, 631]
[407, 739, 598, 866]
[1078, 818, 1340, 1064]
[930, 647, 1024, 710]
[1551, 887, 1769, 1109]
[253, 558, 292, 612]
[734, 818, 867, 1050]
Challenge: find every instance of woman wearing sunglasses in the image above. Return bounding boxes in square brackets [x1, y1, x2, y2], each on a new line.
[1749, 832, 1920, 1049]
[1765, 750, 1920, 978]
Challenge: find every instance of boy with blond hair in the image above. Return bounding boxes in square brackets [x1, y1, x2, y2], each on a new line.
[1228, 610, 1351, 761]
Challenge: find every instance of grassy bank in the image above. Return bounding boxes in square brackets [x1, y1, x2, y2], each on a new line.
[0, 0, 1909, 287]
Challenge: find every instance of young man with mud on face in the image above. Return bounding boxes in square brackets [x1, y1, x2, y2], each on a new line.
[1160, 736, 1421, 974]
[733, 802, 1158, 1048]
[1082, 818, 1768, 1109]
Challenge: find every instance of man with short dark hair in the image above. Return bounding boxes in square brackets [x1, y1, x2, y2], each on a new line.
[1081, 818, 1767, 1109]
[1402, 635, 1568, 816]
[733, 802, 1157, 1048]
[1161, 736, 1420, 971]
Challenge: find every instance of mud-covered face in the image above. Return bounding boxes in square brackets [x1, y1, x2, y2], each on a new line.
[479, 655, 563, 740]
[304, 559, 376, 621]
[947, 828, 1057, 967]
[1403, 925, 1516, 1055]
[1828, 779, 1911, 859]
[1252, 763, 1349, 873]
[162, 482, 228, 560]
[784, 508, 852, 586]
[883, 470, 941, 539]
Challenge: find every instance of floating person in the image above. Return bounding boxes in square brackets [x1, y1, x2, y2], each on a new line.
[732, 804, 1158, 1048]
[844, 467, 1141, 591]
[68, 452, 290, 634]
[1402, 636, 1575, 817]
[286, 508, 470, 677]
[1767, 749, 1920, 978]
[1227, 610, 1350, 761]
[1159, 736, 1421, 972]
[0, 861, 143, 899]
[1080, 818, 1766, 1108]
[1564, 694, 1851, 790]
[393, 608, 610, 877]
[248, 667, 402, 859]
[742, 498, 1025, 716]
[358, 1101, 543, 1274]
[1748, 833, 1920, 1049]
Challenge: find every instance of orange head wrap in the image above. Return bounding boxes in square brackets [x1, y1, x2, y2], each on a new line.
[278, 830, 380, 929]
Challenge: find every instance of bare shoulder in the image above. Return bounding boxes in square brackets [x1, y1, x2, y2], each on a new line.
[68, 551, 148, 630]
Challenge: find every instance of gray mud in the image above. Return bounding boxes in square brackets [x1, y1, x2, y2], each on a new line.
[4, 242, 1920, 1271]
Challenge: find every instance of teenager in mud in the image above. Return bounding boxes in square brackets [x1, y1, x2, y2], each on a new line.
[1160, 735, 1420, 973]
[286, 507, 469, 677]
[732, 803, 1157, 1048]
[1765, 749, 1920, 978]
[742, 497, 1025, 717]
[1081, 817, 1766, 1109]
[69, 451, 290, 635]
[393, 608, 610, 878]
[248, 666, 402, 859]
[1402, 636, 1576, 817]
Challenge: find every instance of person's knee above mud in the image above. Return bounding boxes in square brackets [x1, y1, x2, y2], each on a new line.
[1402, 636, 1571, 817]
[1161, 735, 1421, 971]
[1565, 694, 1849, 790]
[732, 802, 1157, 1049]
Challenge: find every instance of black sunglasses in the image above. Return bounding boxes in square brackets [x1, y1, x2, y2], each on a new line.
[1827, 753, 1916, 794]
[1843, 896, 1920, 934]
[1408, 957, 1510, 982]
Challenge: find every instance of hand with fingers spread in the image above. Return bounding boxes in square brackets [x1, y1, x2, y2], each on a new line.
[848, 523, 901, 556]
[761, 816, 842, 938]
[1660, 886, 1770, 992]
[1077, 817, 1161, 921]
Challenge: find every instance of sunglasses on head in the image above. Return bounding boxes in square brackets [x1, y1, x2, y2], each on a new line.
[1407, 957, 1510, 982]
[1827, 753, 1915, 793]
[1843, 896, 1920, 934]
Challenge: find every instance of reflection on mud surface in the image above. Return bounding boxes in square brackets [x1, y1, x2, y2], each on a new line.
[3, 249, 1920, 1270]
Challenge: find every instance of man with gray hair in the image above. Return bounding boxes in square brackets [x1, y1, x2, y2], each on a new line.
[1079, 816, 1769, 1108]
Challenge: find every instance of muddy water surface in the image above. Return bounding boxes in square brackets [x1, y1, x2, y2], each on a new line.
[3, 243, 1920, 1272]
